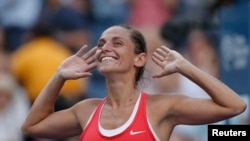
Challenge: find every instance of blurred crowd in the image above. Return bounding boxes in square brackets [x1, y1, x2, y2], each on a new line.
[0, 0, 249, 141]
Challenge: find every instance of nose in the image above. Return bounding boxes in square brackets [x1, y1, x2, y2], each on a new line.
[101, 42, 112, 52]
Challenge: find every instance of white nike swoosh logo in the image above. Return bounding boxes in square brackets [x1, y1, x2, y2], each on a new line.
[130, 130, 146, 135]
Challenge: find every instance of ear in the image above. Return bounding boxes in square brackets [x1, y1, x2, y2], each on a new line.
[134, 53, 147, 67]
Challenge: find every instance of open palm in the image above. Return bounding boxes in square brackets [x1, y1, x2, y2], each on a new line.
[58, 45, 97, 80]
[152, 46, 186, 78]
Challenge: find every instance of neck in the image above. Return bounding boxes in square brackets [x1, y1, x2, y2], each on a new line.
[105, 76, 139, 109]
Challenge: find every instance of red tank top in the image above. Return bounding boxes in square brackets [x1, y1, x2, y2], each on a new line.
[79, 92, 157, 141]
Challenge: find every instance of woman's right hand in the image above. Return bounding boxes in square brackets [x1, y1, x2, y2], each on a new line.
[57, 45, 97, 80]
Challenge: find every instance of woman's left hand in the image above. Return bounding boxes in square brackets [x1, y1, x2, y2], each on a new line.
[152, 45, 187, 78]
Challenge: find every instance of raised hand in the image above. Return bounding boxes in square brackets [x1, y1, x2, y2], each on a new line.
[152, 46, 187, 78]
[57, 45, 97, 80]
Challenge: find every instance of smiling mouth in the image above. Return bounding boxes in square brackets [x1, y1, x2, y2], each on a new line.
[101, 56, 117, 63]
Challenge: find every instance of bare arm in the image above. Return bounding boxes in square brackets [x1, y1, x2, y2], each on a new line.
[22, 45, 97, 138]
[152, 46, 247, 125]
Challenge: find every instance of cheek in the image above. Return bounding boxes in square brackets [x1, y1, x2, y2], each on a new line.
[121, 56, 136, 69]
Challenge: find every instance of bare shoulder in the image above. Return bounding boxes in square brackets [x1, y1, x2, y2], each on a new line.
[74, 98, 103, 109]
[71, 98, 104, 128]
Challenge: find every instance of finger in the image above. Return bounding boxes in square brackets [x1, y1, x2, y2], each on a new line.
[74, 72, 92, 79]
[160, 46, 171, 54]
[89, 62, 97, 69]
[85, 62, 97, 72]
[76, 45, 88, 57]
[152, 71, 164, 78]
[95, 49, 102, 58]
[153, 52, 164, 62]
[152, 56, 164, 68]
[155, 48, 167, 57]
[82, 47, 97, 60]
[85, 55, 96, 64]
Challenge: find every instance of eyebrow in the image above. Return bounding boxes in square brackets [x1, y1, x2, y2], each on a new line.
[98, 36, 126, 43]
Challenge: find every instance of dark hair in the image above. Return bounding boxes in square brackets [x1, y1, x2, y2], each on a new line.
[118, 25, 147, 87]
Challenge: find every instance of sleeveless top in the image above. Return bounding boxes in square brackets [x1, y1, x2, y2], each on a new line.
[79, 92, 160, 141]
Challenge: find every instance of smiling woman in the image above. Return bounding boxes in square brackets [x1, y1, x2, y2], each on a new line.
[22, 25, 246, 141]
[96, 25, 147, 87]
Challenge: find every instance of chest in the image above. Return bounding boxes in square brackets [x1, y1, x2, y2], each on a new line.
[100, 104, 134, 129]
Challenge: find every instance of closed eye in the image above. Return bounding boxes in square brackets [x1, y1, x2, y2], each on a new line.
[97, 40, 105, 48]
[97, 43, 104, 48]
[114, 41, 122, 47]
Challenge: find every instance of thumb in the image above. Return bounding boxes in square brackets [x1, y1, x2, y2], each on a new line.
[152, 71, 165, 78]
[74, 72, 92, 79]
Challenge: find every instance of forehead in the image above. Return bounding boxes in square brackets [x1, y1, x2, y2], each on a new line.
[100, 26, 131, 40]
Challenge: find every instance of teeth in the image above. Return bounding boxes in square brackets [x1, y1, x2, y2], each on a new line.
[101, 57, 115, 62]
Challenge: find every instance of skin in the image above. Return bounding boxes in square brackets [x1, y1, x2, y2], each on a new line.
[22, 26, 246, 141]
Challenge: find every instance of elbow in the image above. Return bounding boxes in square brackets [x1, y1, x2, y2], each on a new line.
[240, 101, 247, 113]
[21, 123, 48, 138]
[234, 100, 247, 115]
[21, 124, 34, 136]
[21, 124, 29, 136]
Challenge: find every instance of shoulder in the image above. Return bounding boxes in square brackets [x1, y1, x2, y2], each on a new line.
[72, 98, 104, 126]
[73, 98, 104, 114]
[76, 98, 103, 107]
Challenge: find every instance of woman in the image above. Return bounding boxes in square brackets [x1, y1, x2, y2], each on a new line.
[22, 25, 246, 141]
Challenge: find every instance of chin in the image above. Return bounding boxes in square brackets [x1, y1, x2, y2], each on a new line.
[97, 66, 115, 74]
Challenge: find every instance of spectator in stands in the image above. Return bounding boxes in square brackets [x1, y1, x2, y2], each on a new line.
[0, 73, 30, 141]
[0, 0, 42, 52]
[41, 0, 91, 52]
[10, 20, 87, 110]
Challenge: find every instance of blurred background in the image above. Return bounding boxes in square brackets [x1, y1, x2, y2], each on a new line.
[0, 0, 249, 141]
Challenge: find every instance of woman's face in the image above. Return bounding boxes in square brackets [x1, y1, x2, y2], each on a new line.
[95, 26, 138, 75]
